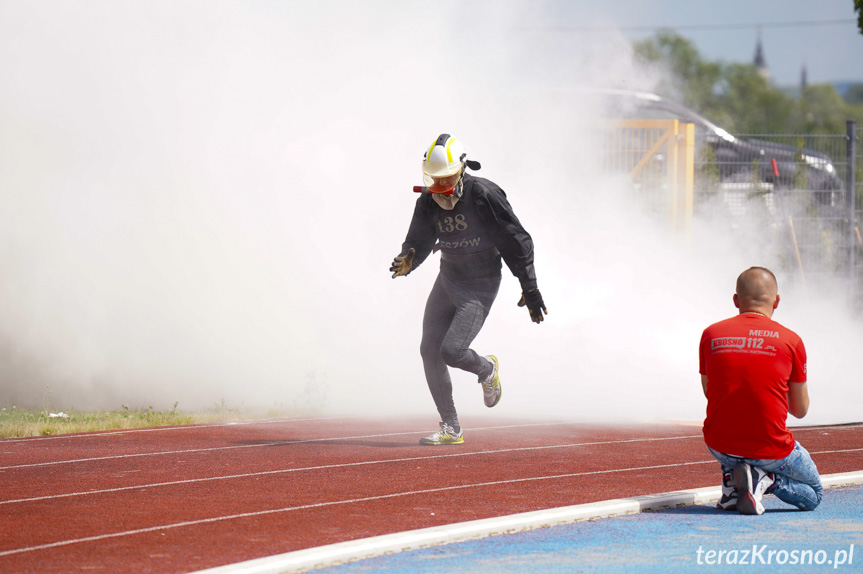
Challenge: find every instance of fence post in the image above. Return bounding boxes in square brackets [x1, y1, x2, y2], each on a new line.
[677, 122, 695, 234]
[847, 120, 858, 306]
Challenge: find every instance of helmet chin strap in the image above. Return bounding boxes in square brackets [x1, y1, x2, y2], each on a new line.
[452, 172, 464, 199]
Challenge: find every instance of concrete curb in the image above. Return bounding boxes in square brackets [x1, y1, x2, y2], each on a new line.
[195, 470, 863, 574]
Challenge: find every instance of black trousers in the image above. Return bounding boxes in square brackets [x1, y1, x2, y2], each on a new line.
[419, 271, 501, 427]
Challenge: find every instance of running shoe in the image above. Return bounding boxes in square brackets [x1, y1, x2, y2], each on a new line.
[734, 462, 774, 515]
[419, 422, 464, 446]
[716, 468, 738, 511]
[480, 355, 502, 407]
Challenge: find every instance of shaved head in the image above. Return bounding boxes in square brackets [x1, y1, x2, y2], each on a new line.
[735, 267, 779, 315]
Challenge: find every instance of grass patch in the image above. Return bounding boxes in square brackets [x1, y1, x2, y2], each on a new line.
[0, 402, 259, 438]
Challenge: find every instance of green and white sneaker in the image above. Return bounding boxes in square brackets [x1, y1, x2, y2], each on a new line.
[419, 422, 464, 446]
[481, 355, 502, 407]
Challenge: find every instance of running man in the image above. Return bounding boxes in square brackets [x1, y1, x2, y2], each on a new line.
[390, 134, 546, 446]
[699, 266, 822, 515]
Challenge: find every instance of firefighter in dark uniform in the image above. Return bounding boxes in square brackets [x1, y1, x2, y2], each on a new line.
[390, 134, 546, 445]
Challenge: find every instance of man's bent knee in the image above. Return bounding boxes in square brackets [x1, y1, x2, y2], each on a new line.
[797, 493, 822, 511]
[440, 343, 470, 369]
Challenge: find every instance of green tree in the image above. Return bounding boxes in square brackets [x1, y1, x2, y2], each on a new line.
[844, 101, 863, 126]
[792, 84, 852, 134]
[856, 0, 863, 34]
[846, 84, 863, 105]
[632, 30, 860, 135]
[633, 32, 793, 133]
[712, 63, 794, 133]
[633, 31, 722, 112]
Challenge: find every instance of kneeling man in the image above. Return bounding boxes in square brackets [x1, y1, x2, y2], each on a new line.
[700, 267, 822, 515]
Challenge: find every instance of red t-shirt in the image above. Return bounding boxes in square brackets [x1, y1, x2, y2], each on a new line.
[699, 312, 807, 459]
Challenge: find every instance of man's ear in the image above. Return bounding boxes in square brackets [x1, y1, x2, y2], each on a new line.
[733, 293, 740, 309]
[774, 294, 781, 310]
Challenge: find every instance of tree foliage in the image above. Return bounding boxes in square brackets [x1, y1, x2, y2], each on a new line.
[845, 84, 863, 105]
[714, 63, 795, 133]
[794, 84, 854, 134]
[633, 30, 722, 113]
[633, 31, 863, 134]
[856, 0, 863, 35]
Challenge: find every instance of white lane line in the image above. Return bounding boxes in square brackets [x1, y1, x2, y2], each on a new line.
[4, 442, 859, 507]
[0, 458, 722, 558]
[0, 416, 365, 444]
[807, 447, 863, 455]
[3, 419, 855, 445]
[0, 423, 701, 470]
[0, 429, 439, 470]
[0, 418, 575, 444]
[2, 448, 860, 559]
[0, 435, 704, 505]
[191, 470, 863, 574]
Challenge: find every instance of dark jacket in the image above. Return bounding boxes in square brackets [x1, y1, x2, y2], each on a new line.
[399, 173, 538, 292]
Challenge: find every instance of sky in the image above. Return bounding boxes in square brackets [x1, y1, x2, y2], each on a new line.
[0, 1, 861, 426]
[544, 0, 863, 87]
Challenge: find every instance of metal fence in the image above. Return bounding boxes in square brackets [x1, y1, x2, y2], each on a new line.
[854, 124, 862, 310]
[692, 121, 860, 308]
[600, 119, 694, 231]
[600, 120, 861, 307]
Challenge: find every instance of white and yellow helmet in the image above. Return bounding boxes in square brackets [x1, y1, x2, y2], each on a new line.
[422, 134, 468, 195]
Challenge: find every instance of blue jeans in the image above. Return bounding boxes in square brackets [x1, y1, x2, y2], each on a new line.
[708, 442, 823, 511]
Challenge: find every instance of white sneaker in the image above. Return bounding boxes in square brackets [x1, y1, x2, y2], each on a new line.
[419, 422, 464, 446]
[734, 462, 774, 515]
[716, 469, 738, 511]
[480, 355, 501, 407]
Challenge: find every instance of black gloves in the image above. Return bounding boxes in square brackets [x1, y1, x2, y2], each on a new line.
[390, 248, 415, 278]
[518, 289, 547, 324]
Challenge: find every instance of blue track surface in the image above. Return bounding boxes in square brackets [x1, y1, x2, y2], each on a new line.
[319, 484, 863, 573]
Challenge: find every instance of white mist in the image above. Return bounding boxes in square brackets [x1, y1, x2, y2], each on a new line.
[0, 1, 859, 426]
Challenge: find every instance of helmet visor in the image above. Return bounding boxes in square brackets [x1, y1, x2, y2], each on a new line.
[422, 161, 463, 194]
[423, 172, 461, 194]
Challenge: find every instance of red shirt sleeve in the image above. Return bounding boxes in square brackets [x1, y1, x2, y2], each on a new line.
[789, 336, 807, 383]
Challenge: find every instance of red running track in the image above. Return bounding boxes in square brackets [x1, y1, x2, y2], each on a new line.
[1, 416, 861, 573]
